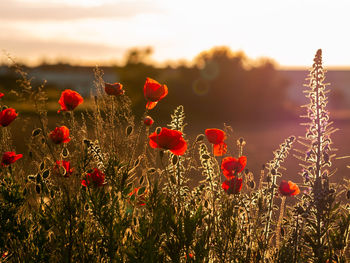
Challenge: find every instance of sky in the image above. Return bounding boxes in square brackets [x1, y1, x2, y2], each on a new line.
[1, 0, 349, 68]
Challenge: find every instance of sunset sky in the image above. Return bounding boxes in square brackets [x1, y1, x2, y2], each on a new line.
[1, 0, 349, 67]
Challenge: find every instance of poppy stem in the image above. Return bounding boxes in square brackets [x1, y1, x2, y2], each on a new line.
[8, 165, 12, 177]
[276, 196, 286, 249]
[128, 109, 148, 166]
[293, 214, 299, 263]
[111, 97, 116, 152]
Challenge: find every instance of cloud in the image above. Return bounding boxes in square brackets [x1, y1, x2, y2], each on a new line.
[1, 37, 126, 62]
[0, 0, 161, 21]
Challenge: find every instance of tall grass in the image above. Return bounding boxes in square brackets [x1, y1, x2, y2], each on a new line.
[0, 50, 349, 262]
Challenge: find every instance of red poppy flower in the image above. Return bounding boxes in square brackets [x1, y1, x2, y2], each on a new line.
[49, 126, 70, 144]
[222, 177, 243, 194]
[0, 108, 18, 127]
[185, 253, 194, 259]
[58, 89, 83, 113]
[149, 127, 187, 155]
[221, 156, 247, 179]
[205, 128, 227, 156]
[279, 180, 300, 196]
[1, 151, 23, 166]
[143, 116, 154, 126]
[104, 82, 124, 96]
[81, 168, 105, 187]
[54, 160, 74, 177]
[143, 78, 168, 110]
[0, 93, 4, 99]
[205, 129, 226, 144]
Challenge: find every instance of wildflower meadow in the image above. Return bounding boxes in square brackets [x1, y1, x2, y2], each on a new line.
[0, 49, 350, 262]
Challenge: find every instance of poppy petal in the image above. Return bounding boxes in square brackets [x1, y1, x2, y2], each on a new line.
[213, 142, 227, 156]
[146, 101, 158, 110]
[205, 129, 226, 144]
[170, 138, 187, 156]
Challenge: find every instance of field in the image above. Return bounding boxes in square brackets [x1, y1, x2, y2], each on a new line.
[1, 50, 350, 262]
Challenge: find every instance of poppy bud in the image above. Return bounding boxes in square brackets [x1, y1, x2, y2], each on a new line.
[126, 126, 133, 136]
[172, 155, 179, 165]
[237, 137, 246, 146]
[39, 162, 45, 171]
[36, 173, 42, 183]
[195, 134, 205, 142]
[134, 158, 140, 167]
[202, 154, 210, 160]
[43, 170, 50, 179]
[28, 175, 36, 181]
[36, 184, 41, 194]
[32, 128, 42, 137]
[296, 205, 304, 215]
[61, 147, 69, 158]
[147, 168, 156, 173]
[143, 116, 154, 126]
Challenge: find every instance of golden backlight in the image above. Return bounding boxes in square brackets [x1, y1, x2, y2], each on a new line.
[0, 0, 349, 67]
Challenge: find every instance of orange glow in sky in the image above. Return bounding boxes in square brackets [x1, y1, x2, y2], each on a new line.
[1, 0, 349, 67]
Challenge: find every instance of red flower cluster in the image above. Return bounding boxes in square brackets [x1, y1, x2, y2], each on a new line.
[0, 93, 4, 99]
[81, 168, 105, 187]
[144, 78, 168, 110]
[149, 127, 187, 155]
[221, 156, 247, 194]
[279, 180, 300, 196]
[205, 128, 227, 156]
[58, 89, 83, 113]
[54, 160, 74, 177]
[1, 151, 23, 166]
[143, 116, 154, 126]
[49, 126, 70, 144]
[0, 108, 18, 127]
[104, 82, 125, 96]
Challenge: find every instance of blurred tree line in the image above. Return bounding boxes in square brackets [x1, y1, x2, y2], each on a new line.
[118, 46, 291, 123]
[0, 46, 292, 123]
